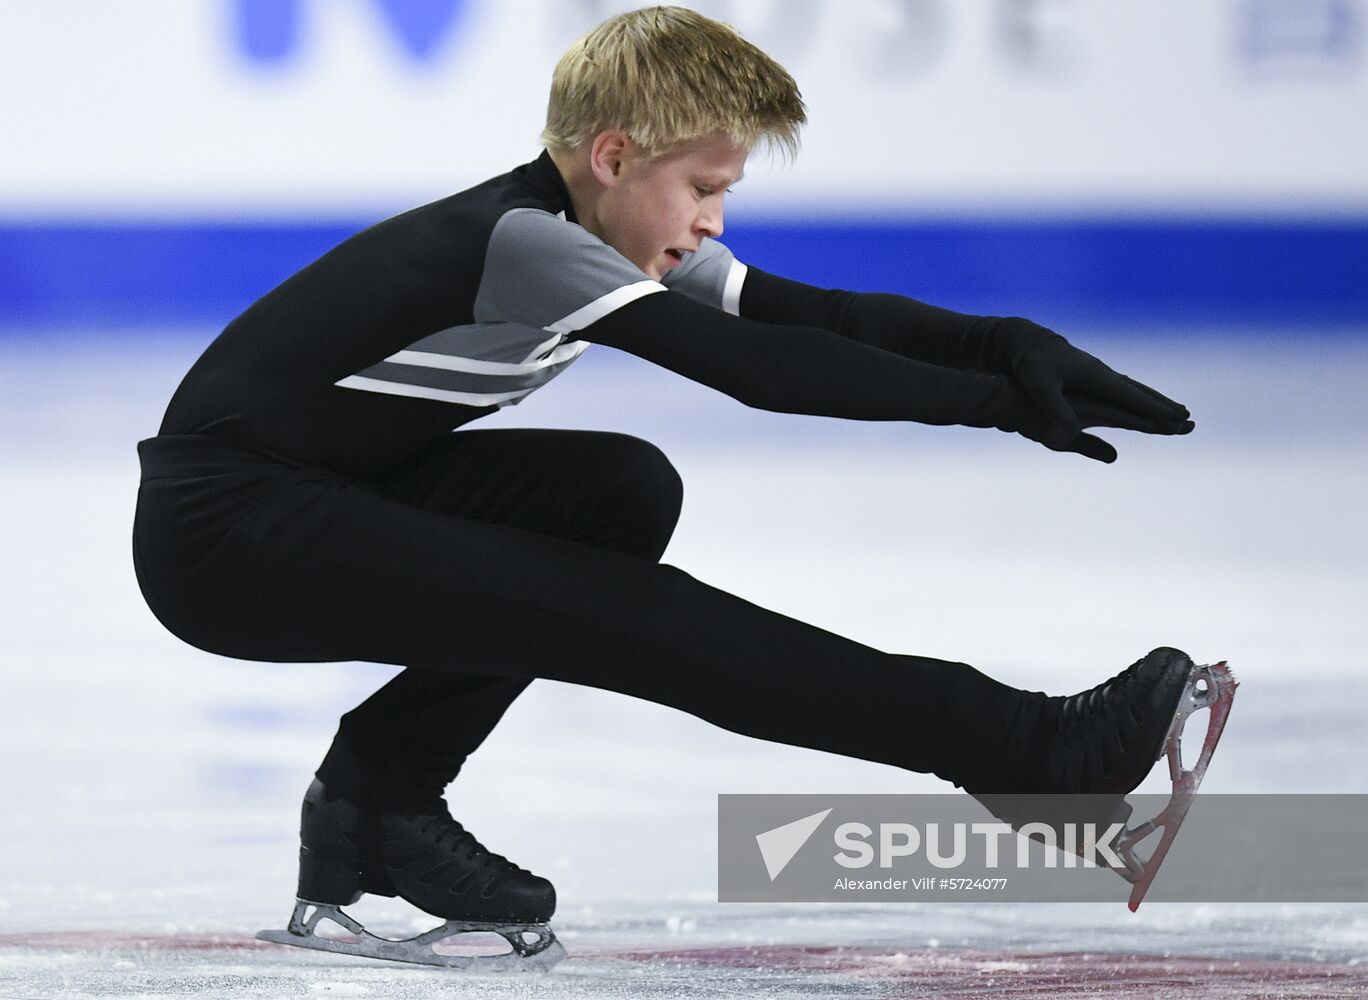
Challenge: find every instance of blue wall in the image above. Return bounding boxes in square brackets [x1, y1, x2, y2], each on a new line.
[1, 218, 1364, 331]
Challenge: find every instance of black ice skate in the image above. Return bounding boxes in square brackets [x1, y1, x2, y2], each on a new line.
[256, 779, 565, 970]
[967, 647, 1238, 911]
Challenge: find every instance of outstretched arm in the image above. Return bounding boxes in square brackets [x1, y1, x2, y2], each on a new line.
[481, 213, 1189, 462]
[581, 287, 1109, 456]
[737, 266, 1195, 462]
[483, 211, 1033, 432]
[739, 265, 1002, 371]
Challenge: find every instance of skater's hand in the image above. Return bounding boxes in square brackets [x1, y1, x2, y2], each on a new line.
[1003, 389, 1176, 463]
[993, 319, 1194, 463]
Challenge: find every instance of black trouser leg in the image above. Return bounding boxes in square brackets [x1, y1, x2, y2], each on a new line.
[315, 429, 684, 807]
[133, 432, 1028, 804]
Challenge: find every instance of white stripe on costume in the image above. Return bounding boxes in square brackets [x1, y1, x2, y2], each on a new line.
[722, 260, 748, 317]
[543, 280, 666, 335]
[335, 375, 534, 407]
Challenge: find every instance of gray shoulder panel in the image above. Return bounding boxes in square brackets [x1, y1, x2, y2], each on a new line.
[661, 238, 747, 315]
[476, 208, 665, 331]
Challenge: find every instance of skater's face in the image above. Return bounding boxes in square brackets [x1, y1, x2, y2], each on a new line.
[586, 131, 749, 280]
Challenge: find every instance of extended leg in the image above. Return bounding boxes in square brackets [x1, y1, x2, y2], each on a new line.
[146, 438, 1026, 786]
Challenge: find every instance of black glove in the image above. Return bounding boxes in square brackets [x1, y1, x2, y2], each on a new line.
[990, 318, 1194, 463]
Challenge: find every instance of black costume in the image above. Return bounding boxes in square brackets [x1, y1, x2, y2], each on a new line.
[133, 151, 1192, 814]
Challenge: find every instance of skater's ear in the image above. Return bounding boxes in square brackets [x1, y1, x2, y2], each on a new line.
[588, 130, 634, 189]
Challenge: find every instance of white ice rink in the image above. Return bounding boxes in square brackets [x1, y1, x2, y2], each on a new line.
[2, 329, 1367, 997]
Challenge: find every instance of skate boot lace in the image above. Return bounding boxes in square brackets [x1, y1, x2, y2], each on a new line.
[1057, 668, 1145, 730]
[1049, 665, 1146, 792]
[410, 811, 526, 875]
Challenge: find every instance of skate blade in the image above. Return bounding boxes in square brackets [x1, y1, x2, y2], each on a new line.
[1115, 660, 1238, 911]
[255, 899, 566, 971]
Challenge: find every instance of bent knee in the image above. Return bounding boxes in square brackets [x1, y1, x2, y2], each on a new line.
[595, 434, 684, 561]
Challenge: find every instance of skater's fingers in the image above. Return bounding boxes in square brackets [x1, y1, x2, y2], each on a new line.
[1067, 432, 1118, 464]
[1070, 397, 1194, 436]
[1071, 366, 1186, 423]
[1120, 374, 1190, 420]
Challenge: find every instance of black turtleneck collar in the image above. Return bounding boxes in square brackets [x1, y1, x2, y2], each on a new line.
[525, 149, 579, 226]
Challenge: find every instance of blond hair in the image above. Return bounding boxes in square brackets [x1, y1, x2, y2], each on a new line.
[541, 6, 806, 159]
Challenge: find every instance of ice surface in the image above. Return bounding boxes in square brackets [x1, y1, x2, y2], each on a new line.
[1, 329, 1366, 997]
